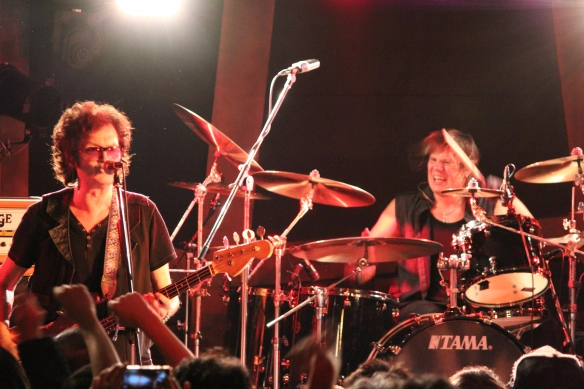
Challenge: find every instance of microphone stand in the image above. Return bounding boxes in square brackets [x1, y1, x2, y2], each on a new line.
[196, 71, 299, 262]
[113, 167, 141, 364]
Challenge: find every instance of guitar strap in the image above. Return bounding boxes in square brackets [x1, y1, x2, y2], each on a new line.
[101, 188, 121, 300]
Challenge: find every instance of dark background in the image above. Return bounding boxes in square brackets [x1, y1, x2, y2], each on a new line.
[24, 0, 574, 248]
[13, 0, 584, 356]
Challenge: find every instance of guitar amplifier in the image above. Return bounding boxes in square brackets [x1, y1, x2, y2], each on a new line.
[0, 197, 41, 275]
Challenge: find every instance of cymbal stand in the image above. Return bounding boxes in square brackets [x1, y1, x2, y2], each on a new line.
[169, 160, 221, 242]
[267, 186, 315, 389]
[169, 161, 220, 355]
[564, 151, 584, 346]
[239, 174, 254, 365]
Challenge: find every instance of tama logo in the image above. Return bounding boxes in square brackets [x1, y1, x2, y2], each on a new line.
[428, 335, 492, 350]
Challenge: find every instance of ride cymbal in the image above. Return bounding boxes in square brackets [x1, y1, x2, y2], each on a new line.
[515, 155, 584, 184]
[168, 182, 270, 200]
[172, 103, 263, 173]
[288, 237, 443, 263]
[251, 170, 375, 207]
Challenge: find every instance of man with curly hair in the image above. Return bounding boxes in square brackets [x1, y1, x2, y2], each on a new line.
[0, 101, 180, 363]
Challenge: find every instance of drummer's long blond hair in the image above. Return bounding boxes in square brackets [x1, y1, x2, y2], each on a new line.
[408, 128, 480, 173]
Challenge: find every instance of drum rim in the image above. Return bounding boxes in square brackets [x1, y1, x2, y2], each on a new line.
[298, 287, 397, 302]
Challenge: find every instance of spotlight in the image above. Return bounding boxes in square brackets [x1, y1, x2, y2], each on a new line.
[115, 0, 181, 17]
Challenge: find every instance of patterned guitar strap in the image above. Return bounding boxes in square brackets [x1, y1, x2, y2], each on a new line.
[101, 188, 121, 300]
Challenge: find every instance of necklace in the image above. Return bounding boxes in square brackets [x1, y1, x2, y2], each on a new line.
[435, 199, 464, 223]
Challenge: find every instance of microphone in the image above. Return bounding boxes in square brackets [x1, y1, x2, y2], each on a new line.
[278, 59, 320, 75]
[301, 258, 320, 282]
[104, 161, 124, 170]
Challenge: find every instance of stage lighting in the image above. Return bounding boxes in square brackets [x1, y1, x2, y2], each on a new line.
[115, 0, 181, 17]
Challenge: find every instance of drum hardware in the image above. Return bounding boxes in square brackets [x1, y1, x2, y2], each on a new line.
[437, 252, 470, 317]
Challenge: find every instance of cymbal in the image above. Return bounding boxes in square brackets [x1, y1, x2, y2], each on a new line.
[172, 104, 263, 173]
[251, 170, 375, 207]
[515, 155, 584, 184]
[288, 237, 443, 263]
[168, 182, 270, 200]
[441, 187, 503, 198]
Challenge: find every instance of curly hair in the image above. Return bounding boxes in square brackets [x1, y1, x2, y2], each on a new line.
[408, 128, 480, 172]
[51, 101, 133, 186]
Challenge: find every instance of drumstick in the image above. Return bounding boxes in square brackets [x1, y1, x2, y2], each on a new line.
[442, 128, 485, 184]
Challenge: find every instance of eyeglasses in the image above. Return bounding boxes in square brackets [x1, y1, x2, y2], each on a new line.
[79, 146, 123, 160]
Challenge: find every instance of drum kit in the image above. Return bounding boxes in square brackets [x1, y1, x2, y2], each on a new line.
[169, 100, 584, 387]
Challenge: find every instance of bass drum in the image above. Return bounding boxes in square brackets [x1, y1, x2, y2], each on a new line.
[456, 214, 548, 308]
[368, 314, 526, 381]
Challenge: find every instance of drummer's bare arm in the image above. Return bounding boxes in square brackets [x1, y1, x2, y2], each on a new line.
[369, 199, 401, 237]
[493, 197, 533, 218]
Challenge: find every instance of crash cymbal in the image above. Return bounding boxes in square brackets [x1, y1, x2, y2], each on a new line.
[172, 104, 263, 173]
[441, 187, 503, 198]
[288, 237, 443, 263]
[515, 155, 584, 184]
[168, 182, 270, 200]
[251, 170, 375, 207]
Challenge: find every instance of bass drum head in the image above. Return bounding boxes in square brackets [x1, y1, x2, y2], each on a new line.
[370, 315, 525, 382]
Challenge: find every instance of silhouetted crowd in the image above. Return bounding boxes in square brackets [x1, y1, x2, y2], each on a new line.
[2, 284, 584, 389]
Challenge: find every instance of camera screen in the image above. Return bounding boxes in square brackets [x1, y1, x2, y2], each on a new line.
[123, 365, 170, 388]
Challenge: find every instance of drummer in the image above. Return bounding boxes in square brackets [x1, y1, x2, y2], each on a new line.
[362, 129, 532, 320]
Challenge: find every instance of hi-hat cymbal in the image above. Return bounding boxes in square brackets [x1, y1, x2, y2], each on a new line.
[515, 155, 584, 184]
[288, 237, 443, 263]
[168, 182, 270, 200]
[172, 104, 263, 173]
[251, 170, 375, 207]
[441, 187, 503, 198]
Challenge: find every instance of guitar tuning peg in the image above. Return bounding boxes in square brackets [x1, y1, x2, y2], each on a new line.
[242, 229, 254, 244]
[256, 225, 265, 240]
[222, 236, 229, 249]
[233, 232, 240, 246]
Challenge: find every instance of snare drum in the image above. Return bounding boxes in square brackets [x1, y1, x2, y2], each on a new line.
[455, 214, 548, 308]
[368, 314, 526, 381]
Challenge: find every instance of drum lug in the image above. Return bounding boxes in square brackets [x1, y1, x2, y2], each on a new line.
[281, 358, 291, 369]
[488, 256, 497, 273]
